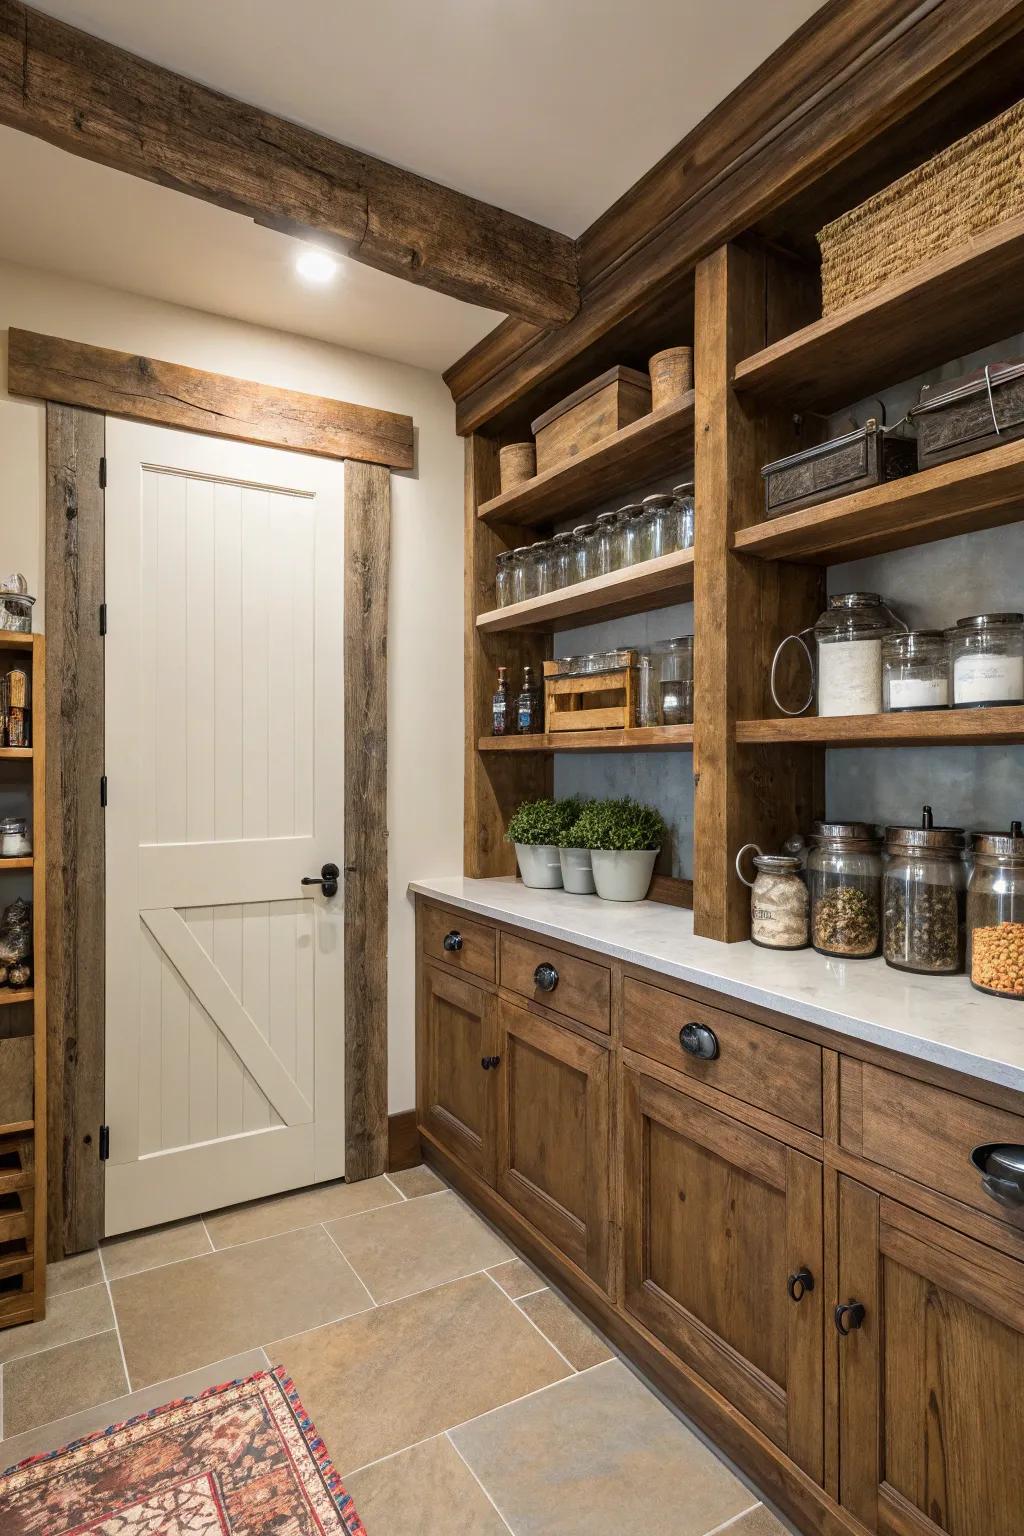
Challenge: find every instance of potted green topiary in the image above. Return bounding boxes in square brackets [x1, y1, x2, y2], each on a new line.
[505, 797, 583, 889]
[557, 809, 596, 895]
[570, 797, 667, 901]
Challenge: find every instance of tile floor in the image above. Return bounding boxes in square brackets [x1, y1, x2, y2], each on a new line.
[0, 1165, 794, 1535]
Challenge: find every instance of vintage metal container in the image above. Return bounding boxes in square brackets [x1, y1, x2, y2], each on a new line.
[908, 360, 1024, 470]
[761, 420, 917, 518]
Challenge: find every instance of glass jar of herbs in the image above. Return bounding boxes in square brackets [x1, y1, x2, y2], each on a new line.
[966, 822, 1024, 998]
[807, 822, 882, 959]
[882, 808, 965, 975]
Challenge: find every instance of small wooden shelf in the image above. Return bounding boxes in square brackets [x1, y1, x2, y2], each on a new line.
[733, 436, 1024, 564]
[0, 634, 37, 653]
[0, 858, 33, 871]
[0, 989, 34, 1007]
[478, 725, 694, 752]
[0, 748, 32, 760]
[737, 708, 1024, 747]
[476, 394, 695, 528]
[732, 214, 1024, 412]
[477, 549, 695, 633]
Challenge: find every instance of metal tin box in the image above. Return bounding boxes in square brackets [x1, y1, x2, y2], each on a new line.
[762, 420, 917, 518]
[908, 361, 1024, 470]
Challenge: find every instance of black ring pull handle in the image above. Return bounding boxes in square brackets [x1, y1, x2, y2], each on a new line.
[971, 1143, 1024, 1209]
[480, 1056, 501, 1071]
[300, 862, 340, 898]
[442, 930, 464, 953]
[679, 1022, 719, 1061]
[534, 962, 559, 993]
[787, 1268, 814, 1303]
[834, 1301, 866, 1336]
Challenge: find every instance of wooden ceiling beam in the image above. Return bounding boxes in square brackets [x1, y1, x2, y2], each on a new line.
[0, 0, 579, 329]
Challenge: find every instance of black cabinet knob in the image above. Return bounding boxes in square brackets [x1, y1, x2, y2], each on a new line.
[834, 1301, 866, 1336]
[534, 962, 559, 993]
[300, 861, 340, 898]
[480, 1055, 501, 1071]
[787, 1267, 814, 1303]
[679, 1022, 719, 1060]
[443, 930, 464, 953]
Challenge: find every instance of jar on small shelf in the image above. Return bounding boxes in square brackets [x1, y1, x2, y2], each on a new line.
[640, 494, 678, 561]
[594, 511, 621, 576]
[616, 504, 645, 567]
[652, 636, 694, 725]
[807, 821, 882, 959]
[882, 630, 949, 712]
[571, 525, 595, 584]
[948, 613, 1024, 708]
[0, 818, 31, 859]
[510, 546, 530, 604]
[736, 843, 809, 950]
[882, 808, 965, 975]
[966, 822, 1024, 998]
[671, 482, 696, 550]
[550, 531, 574, 590]
[634, 651, 661, 728]
[525, 540, 553, 598]
[772, 592, 904, 718]
[495, 551, 514, 608]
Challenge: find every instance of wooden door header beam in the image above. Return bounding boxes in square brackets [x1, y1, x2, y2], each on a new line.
[8, 329, 415, 468]
[0, 0, 579, 330]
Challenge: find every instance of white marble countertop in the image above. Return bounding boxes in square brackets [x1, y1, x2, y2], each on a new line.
[409, 876, 1024, 1096]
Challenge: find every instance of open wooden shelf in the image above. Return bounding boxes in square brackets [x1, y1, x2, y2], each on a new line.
[477, 549, 695, 633]
[478, 725, 694, 753]
[737, 707, 1024, 748]
[733, 437, 1024, 564]
[0, 749, 32, 761]
[0, 634, 36, 653]
[732, 214, 1024, 412]
[476, 393, 695, 528]
[0, 858, 33, 872]
[0, 989, 34, 1007]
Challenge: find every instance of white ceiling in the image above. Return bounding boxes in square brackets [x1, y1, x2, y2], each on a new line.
[2, 0, 824, 372]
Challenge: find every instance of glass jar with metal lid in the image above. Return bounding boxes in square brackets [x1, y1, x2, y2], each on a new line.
[807, 821, 882, 959]
[571, 525, 595, 584]
[966, 822, 1024, 998]
[615, 504, 645, 567]
[640, 494, 679, 561]
[882, 807, 965, 975]
[593, 511, 621, 576]
[495, 551, 514, 608]
[882, 630, 949, 712]
[948, 613, 1024, 708]
[549, 531, 574, 590]
[0, 817, 30, 858]
[652, 636, 694, 725]
[671, 482, 696, 550]
[736, 843, 809, 950]
[524, 540, 553, 598]
[510, 546, 530, 604]
[772, 592, 904, 718]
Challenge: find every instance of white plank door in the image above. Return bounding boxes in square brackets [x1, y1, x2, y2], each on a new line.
[104, 420, 345, 1235]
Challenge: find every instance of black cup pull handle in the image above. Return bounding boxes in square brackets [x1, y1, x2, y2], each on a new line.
[971, 1144, 1024, 1208]
[679, 1023, 719, 1061]
[443, 930, 464, 953]
[787, 1268, 814, 1303]
[301, 862, 340, 898]
[534, 962, 559, 993]
[834, 1301, 866, 1336]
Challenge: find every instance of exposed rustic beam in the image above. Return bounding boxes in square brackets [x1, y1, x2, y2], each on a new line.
[0, 0, 579, 328]
[8, 329, 415, 468]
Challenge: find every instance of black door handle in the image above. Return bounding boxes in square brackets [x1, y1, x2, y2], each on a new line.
[480, 1055, 501, 1071]
[787, 1268, 814, 1303]
[534, 963, 559, 992]
[834, 1301, 866, 1335]
[301, 862, 340, 898]
[443, 930, 463, 953]
[679, 1023, 719, 1060]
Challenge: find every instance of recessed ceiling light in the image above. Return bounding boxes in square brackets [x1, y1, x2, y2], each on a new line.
[295, 247, 339, 285]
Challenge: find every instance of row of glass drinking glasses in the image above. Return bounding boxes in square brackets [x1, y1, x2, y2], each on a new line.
[495, 483, 695, 607]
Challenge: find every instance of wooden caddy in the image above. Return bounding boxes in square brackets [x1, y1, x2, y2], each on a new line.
[543, 653, 637, 734]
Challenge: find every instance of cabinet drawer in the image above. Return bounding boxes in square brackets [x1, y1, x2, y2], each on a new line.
[499, 933, 610, 1035]
[844, 1059, 1024, 1229]
[623, 977, 822, 1134]
[420, 904, 496, 982]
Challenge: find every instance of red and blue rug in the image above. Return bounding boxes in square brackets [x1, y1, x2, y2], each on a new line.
[0, 1365, 365, 1534]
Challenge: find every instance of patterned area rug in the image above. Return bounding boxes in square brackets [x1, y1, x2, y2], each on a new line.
[0, 1366, 365, 1535]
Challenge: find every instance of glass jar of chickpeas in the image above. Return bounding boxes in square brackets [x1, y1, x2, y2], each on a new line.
[966, 823, 1024, 998]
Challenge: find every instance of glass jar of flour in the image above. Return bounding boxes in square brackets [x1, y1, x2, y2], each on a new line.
[735, 844, 809, 950]
[771, 592, 904, 718]
[948, 613, 1024, 708]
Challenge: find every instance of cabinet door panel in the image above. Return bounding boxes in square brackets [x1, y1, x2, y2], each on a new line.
[623, 1065, 823, 1480]
[418, 964, 496, 1183]
[495, 1000, 611, 1290]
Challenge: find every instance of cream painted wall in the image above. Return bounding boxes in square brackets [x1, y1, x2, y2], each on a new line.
[0, 257, 464, 1116]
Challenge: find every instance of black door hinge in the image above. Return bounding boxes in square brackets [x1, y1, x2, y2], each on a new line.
[99, 603, 107, 636]
[99, 457, 108, 490]
[100, 774, 108, 808]
[98, 1124, 110, 1161]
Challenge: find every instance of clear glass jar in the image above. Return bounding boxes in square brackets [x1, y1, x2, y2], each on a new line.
[653, 636, 694, 725]
[616, 504, 645, 567]
[510, 546, 530, 604]
[634, 651, 661, 727]
[571, 525, 594, 584]
[0, 817, 30, 858]
[807, 821, 882, 959]
[671, 482, 696, 550]
[882, 630, 949, 712]
[525, 540, 553, 598]
[736, 844, 809, 950]
[495, 551, 513, 608]
[594, 511, 621, 576]
[882, 809, 965, 974]
[967, 823, 1024, 998]
[772, 592, 903, 718]
[550, 531, 574, 590]
[641, 494, 678, 561]
[948, 613, 1024, 708]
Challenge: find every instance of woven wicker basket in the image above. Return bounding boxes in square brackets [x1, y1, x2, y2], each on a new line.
[818, 97, 1024, 316]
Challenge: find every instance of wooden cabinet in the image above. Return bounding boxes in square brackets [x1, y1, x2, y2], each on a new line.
[417, 964, 497, 1183]
[837, 1177, 1024, 1536]
[420, 903, 497, 982]
[622, 1063, 824, 1482]
[499, 932, 611, 1035]
[495, 998, 612, 1290]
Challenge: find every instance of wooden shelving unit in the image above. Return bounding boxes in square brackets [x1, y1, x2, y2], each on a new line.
[479, 725, 694, 753]
[0, 748, 33, 761]
[737, 708, 1024, 748]
[476, 549, 695, 633]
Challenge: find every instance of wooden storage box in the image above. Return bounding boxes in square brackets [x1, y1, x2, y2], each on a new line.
[543, 653, 636, 733]
[762, 421, 917, 517]
[0, 1131, 35, 1325]
[0, 1034, 33, 1127]
[531, 367, 651, 475]
[908, 361, 1024, 469]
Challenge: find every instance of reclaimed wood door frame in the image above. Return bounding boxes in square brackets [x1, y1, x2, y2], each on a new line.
[42, 353, 400, 1258]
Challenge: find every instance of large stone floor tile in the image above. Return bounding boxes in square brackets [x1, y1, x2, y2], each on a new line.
[0, 1284, 113, 1366]
[204, 1176, 400, 1248]
[723, 1505, 795, 1535]
[452, 1359, 755, 1536]
[517, 1287, 613, 1370]
[2, 1332, 128, 1439]
[46, 1250, 104, 1298]
[344, 1435, 509, 1535]
[386, 1165, 446, 1200]
[0, 1348, 267, 1471]
[325, 1189, 511, 1303]
[487, 1257, 545, 1300]
[271, 1272, 570, 1474]
[101, 1217, 212, 1280]
[112, 1226, 372, 1388]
